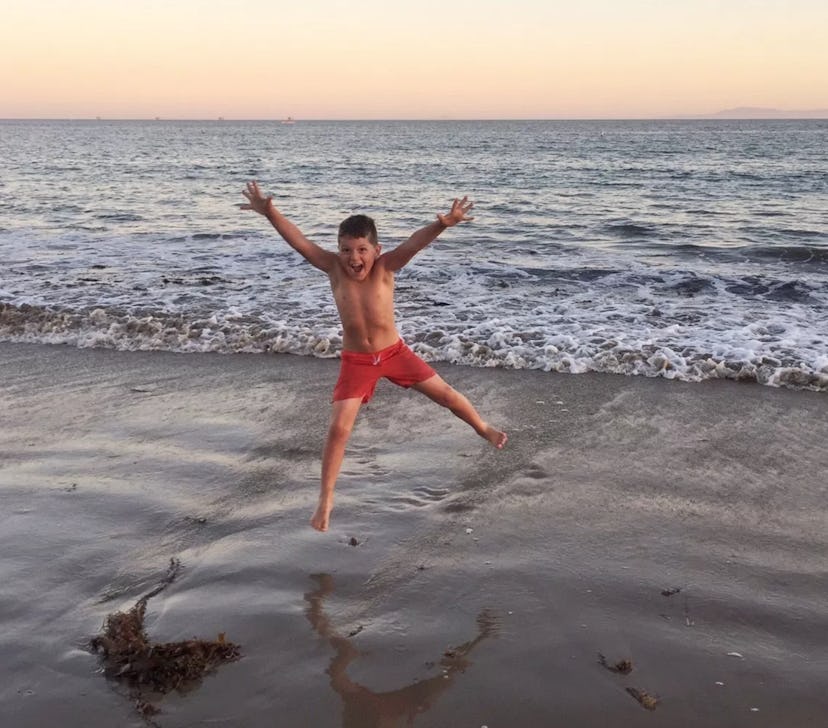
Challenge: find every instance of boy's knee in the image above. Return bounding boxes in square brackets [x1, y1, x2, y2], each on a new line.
[328, 419, 354, 442]
[436, 384, 460, 409]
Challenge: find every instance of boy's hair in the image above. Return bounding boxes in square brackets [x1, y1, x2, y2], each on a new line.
[338, 214, 378, 245]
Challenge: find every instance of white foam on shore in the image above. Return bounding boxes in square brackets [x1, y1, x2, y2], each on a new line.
[1, 300, 826, 391]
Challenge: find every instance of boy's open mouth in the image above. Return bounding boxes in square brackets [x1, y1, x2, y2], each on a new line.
[350, 263, 364, 273]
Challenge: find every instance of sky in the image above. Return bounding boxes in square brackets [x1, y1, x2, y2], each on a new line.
[2, 0, 827, 119]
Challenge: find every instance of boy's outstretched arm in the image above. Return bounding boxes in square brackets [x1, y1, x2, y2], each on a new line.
[240, 181, 335, 272]
[381, 196, 474, 272]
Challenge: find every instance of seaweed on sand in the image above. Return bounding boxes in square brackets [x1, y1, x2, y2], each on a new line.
[626, 687, 660, 711]
[597, 652, 633, 674]
[90, 558, 241, 718]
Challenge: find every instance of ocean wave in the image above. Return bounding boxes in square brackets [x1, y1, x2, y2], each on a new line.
[1, 302, 825, 392]
[407, 333, 828, 391]
[0, 302, 341, 357]
[745, 244, 828, 265]
[96, 212, 146, 222]
[603, 222, 657, 238]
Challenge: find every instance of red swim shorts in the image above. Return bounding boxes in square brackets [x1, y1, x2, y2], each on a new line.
[332, 339, 436, 403]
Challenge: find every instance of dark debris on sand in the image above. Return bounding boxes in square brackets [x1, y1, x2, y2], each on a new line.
[90, 558, 241, 719]
[597, 653, 633, 674]
[598, 653, 660, 711]
[626, 687, 660, 711]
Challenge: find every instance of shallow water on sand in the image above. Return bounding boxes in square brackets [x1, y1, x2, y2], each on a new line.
[1, 344, 826, 726]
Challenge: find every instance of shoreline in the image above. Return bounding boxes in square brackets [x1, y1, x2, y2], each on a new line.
[1, 326, 825, 393]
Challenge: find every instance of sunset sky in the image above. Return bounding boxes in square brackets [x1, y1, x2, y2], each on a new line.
[2, 0, 826, 119]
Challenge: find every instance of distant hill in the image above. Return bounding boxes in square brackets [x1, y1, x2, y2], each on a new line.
[680, 107, 828, 119]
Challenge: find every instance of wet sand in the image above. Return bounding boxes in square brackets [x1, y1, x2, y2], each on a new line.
[1, 342, 826, 727]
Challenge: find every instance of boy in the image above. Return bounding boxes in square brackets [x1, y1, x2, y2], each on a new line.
[240, 181, 507, 532]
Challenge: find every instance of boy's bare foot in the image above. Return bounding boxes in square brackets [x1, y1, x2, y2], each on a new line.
[311, 499, 333, 532]
[483, 424, 508, 449]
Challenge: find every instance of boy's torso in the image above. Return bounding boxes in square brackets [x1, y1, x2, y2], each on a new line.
[329, 262, 399, 352]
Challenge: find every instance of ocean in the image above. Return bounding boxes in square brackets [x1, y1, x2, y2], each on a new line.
[1, 119, 826, 391]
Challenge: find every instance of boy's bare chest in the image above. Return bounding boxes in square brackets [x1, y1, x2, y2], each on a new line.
[332, 280, 391, 307]
[330, 275, 394, 318]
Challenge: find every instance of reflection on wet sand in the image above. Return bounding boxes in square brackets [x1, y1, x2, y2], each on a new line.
[304, 574, 496, 728]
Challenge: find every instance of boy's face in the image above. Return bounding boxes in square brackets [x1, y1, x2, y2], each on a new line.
[337, 235, 380, 280]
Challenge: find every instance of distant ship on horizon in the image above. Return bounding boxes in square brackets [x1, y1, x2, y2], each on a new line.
[281, 116, 296, 125]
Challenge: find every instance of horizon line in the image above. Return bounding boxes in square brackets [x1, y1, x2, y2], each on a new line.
[2, 114, 827, 122]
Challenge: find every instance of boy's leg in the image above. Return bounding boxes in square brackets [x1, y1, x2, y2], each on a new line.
[312, 397, 363, 532]
[412, 374, 507, 449]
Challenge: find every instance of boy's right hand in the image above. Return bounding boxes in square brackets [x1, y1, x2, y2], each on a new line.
[239, 180, 273, 217]
[437, 196, 474, 227]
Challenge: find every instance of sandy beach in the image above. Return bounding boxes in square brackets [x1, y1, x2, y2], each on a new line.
[1, 342, 826, 727]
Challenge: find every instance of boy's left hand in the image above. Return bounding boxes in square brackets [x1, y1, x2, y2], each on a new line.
[239, 180, 274, 217]
[438, 196, 474, 227]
